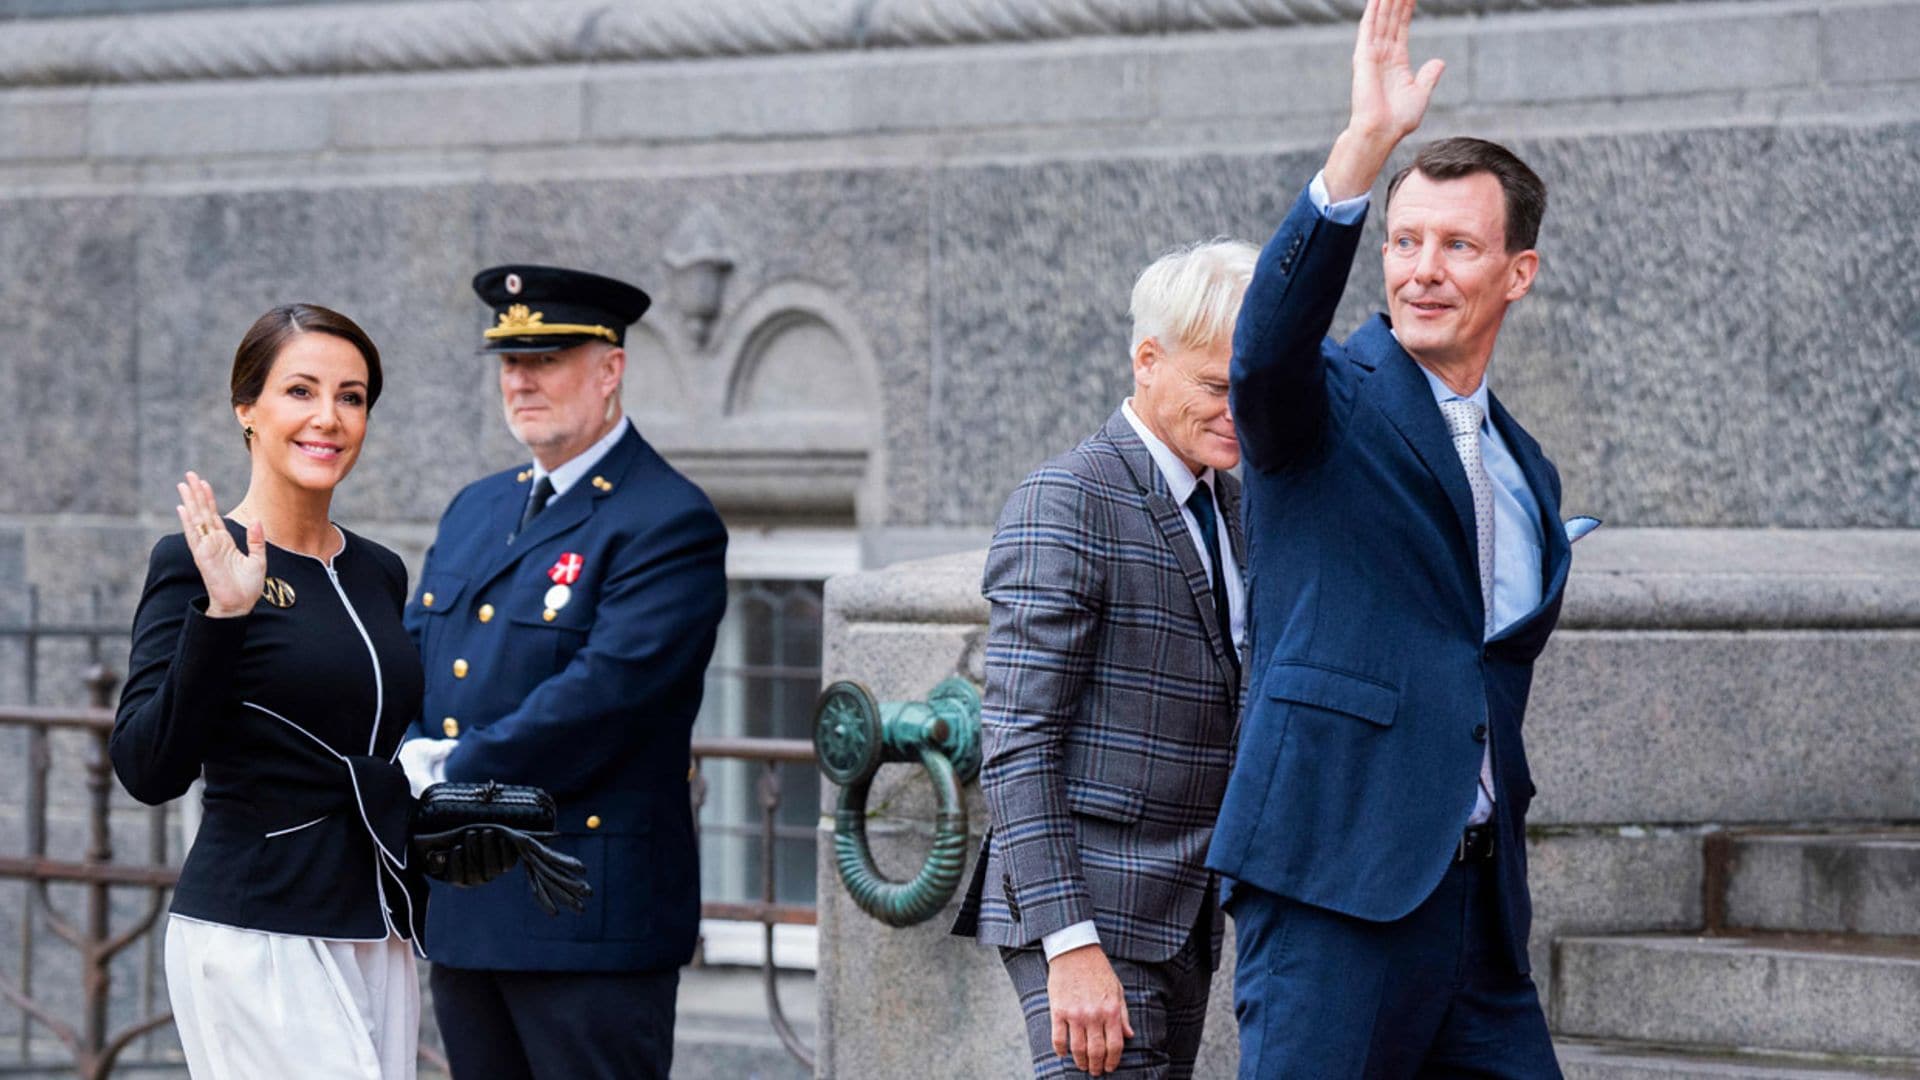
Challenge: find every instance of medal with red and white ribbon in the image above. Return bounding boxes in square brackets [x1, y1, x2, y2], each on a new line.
[543, 553, 583, 615]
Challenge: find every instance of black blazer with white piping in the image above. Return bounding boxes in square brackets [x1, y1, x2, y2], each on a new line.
[112, 521, 428, 944]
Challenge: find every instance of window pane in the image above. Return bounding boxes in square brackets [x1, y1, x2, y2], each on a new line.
[694, 580, 824, 908]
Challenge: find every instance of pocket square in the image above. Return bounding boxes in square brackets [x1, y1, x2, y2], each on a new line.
[1565, 516, 1601, 544]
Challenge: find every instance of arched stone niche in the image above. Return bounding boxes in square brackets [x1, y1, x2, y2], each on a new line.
[629, 280, 883, 526]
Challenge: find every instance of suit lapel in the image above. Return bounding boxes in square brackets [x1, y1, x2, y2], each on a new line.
[1102, 410, 1238, 683]
[469, 426, 646, 593]
[1359, 320, 1485, 617]
[1486, 393, 1571, 645]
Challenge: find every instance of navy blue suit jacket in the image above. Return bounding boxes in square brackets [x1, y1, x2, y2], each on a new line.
[1205, 188, 1571, 972]
[406, 425, 727, 972]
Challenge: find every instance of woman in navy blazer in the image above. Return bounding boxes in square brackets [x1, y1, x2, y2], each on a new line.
[114, 305, 442, 1078]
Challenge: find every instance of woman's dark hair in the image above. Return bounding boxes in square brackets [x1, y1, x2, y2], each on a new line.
[230, 303, 384, 416]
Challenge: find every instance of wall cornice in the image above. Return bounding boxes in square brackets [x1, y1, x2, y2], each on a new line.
[0, 0, 1679, 87]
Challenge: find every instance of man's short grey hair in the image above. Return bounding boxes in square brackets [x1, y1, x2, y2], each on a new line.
[1128, 238, 1260, 357]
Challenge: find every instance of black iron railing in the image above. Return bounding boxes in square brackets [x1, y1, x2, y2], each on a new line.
[0, 691, 821, 1077]
[689, 736, 818, 1070]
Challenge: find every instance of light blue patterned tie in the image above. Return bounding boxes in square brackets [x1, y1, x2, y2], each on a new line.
[1440, 398, 1497, 815]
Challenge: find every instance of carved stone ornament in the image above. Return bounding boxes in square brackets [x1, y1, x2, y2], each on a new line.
[0, 0, 1643, 87]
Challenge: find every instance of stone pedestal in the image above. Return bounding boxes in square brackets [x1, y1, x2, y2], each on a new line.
[815, 528, 1920, 1077]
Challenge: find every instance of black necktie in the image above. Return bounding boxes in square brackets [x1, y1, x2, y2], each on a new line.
[1186, 480, 1238, 677]
[518, 475, 554, 535]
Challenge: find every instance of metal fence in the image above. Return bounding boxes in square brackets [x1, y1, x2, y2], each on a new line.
[0, 595, 818, 1077]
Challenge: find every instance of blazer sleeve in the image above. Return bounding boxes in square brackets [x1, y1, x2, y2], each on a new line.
[1230, 185, 1370, 472]
[109, 536, 249, 806]
[977, 465, 1107, 942]
[441, 500, 729, 798]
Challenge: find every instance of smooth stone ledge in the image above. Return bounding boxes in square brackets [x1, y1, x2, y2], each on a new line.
[830, 529, 1920, 630]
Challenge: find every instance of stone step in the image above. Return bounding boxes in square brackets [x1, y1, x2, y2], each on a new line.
[1720, 830, 1920, 937]
[1553, 935, 1920, 1060]
[1558, 1038, 1920, 1078]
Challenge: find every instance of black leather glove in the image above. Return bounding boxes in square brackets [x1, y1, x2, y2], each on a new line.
[502, 828, 593, 916]
[413, 824, 521, 887]
[409, 781, 592, 915]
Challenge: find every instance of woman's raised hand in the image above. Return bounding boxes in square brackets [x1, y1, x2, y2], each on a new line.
[175, 472, 266, 618]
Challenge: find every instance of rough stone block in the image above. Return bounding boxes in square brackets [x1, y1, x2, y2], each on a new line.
[88, 82, 330, 159]
[1822, 2, 1920, 86]
[1154, 24, 1469, 122]
[0, 196, 140, 516]
[1554, 934, 1920, 1059]
[1724, 830, 1920, 938]
[331, 71, 584, 151]
[1558, 1038, 1918, 1078]
[1471, 6, 1819, 104]
[588, 58, 856, 143]
[1528, 829, 1705, 1001]
[590, 46, 1151, 143]
[0, 89, 87, 162]
[1527, 630, 1920, 826]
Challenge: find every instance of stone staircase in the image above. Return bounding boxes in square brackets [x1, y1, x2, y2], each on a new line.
[1551, 829, 1920, 1077]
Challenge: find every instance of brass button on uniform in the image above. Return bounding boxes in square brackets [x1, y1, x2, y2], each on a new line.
[477, 603, 495, 623]
[585, 815, 602, 830]
[452, 658, 469, 679]
[442, 717, 460, 737]
[422, 592, 435, 608]
[542, 609, 557, 622]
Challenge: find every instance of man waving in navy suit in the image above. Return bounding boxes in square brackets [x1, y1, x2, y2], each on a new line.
[400, 265, 727, 1079]
[1206, 0, 1579, 1074]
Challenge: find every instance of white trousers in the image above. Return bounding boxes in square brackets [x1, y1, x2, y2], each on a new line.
[165, 916, 418, 1080]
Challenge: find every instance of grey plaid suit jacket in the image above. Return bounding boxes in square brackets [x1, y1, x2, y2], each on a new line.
[951, 408, 1244, 965]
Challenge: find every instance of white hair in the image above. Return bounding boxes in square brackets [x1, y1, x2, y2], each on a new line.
[1128, 238, 1259, 357]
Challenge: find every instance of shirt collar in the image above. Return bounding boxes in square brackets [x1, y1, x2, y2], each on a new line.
[1121, 399, 1211, 506]
[532, 416, 631, 498]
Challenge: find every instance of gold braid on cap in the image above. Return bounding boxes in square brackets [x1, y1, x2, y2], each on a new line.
[484, 304, 617, 343]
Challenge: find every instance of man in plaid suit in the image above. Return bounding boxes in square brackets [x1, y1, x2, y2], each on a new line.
[951, 240, 1256, 1078]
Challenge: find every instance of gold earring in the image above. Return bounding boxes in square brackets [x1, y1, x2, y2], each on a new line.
[243, 424, 255, 442]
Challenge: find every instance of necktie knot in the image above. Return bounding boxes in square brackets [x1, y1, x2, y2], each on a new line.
[1439, 398, 1484, 440]
[1186, 480, 1217, 530]
[518, 475, 555, 535]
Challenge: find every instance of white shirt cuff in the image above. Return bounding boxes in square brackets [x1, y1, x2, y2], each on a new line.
[398, 738, 456, 799]
[1041, 920, 1102, 961]
[1309, 169, 1371, 226]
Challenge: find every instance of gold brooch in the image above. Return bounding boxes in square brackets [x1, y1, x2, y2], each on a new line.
[261, 577, 297, 609]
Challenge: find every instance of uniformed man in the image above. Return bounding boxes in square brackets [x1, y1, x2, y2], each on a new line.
[399, 264, 728, 1079]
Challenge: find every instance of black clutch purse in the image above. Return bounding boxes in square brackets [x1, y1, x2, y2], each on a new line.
[415, 780, 556, 834]
[411, 781, 590, 916]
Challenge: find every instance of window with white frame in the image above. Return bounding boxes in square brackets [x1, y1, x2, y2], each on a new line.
[693, 526, 860, 969]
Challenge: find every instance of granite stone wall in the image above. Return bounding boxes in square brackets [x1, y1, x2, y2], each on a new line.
[2, 121, 1917, 637]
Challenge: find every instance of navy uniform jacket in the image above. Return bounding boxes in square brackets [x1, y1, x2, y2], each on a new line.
[1205, 187, 1572, 973]
[406, 424, 728, 972]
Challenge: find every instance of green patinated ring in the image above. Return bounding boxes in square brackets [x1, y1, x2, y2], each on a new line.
[813, 678, 982, 927]
[833, 746, 969, 928]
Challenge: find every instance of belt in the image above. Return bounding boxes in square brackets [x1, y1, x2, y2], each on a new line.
[1455, 823, 1495, 864]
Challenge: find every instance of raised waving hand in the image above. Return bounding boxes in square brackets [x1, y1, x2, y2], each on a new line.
[175, 471, 266, 618]
[1324, 0, 1447, 200]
